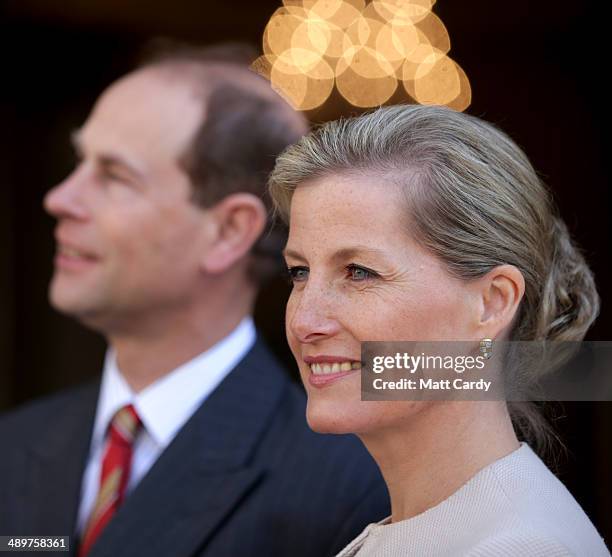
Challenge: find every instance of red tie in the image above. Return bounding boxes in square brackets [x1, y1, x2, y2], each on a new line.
[79, 404, 142, 557]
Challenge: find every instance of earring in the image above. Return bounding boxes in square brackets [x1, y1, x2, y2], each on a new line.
[479, 338, 493, 359]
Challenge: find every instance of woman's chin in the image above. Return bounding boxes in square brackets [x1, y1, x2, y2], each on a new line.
[306, 414, 349, 434]
[305, 399, 364, 435]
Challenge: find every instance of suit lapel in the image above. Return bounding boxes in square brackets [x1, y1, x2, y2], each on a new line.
[88, 339, 288, 557]
[20, 382, 99, 551]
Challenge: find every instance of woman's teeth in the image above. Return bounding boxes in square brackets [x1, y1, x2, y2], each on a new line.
[309, 362, 361, 375]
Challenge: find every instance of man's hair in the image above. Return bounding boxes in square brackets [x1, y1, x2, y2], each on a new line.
[138, 40, 308, 283]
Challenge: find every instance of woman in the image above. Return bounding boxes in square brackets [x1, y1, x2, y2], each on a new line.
[269, 105, 609, 556]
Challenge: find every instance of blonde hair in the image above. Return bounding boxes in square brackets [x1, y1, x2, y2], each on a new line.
[269, 104, 599, 451]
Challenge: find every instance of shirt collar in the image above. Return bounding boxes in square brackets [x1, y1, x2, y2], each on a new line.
[91, 316, 256, 451]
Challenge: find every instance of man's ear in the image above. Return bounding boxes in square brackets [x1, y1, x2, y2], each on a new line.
[476, 264, 525, 339]
[200, 193, 267, 275]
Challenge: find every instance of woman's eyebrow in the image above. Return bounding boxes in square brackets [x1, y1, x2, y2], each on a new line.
[283, 246, 389, 263]
[331, 246, 388, 262]
[282, 248, 307, 262]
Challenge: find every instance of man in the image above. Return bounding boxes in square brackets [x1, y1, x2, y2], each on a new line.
[0, 45, 389, 557]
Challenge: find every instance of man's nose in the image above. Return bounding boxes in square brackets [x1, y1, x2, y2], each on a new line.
[43, 166, 90, 220]
[288, 281, 341, 344]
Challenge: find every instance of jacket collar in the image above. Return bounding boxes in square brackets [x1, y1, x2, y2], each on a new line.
[85, 337, 289, 557]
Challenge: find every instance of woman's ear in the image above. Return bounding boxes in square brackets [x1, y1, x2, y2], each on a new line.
[200, 193, 267, 275]
[476, 264, 525, 339]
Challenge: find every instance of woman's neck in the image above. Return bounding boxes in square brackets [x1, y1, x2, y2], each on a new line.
[360, 401, 520, 523]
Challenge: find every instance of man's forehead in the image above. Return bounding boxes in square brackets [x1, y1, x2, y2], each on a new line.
[99, 67, 201, 116]
[150, 60, 306, 132]
[151, 60, 277, 99]
[80, 68, 203, 162]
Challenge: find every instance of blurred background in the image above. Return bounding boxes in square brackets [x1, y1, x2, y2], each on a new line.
[1, 0, 610, 543]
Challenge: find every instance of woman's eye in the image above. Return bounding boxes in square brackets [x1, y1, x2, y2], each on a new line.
[347, 265, 377, 281]
[287, 266, 309, 283]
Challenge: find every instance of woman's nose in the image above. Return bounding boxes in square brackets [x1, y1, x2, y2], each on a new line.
[288, 282, 341, 343]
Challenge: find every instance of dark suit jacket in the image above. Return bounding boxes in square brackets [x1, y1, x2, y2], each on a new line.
[0, 338, 389, 557]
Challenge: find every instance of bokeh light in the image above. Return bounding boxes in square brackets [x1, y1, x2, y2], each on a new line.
[254, 0, 471, 111]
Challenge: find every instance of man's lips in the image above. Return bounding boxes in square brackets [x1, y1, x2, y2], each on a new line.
[54, 243, 100, 271]
[57, 244, 98, 258]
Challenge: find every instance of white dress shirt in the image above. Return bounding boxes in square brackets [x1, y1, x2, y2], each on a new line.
[76, 317, 256, 533]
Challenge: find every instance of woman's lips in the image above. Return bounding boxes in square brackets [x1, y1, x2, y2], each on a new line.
[303, 356, 362, 388]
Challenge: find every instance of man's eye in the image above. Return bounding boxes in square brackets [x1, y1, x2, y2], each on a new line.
[347, 264, 377, 281]
[102, 171, 125, 183]
[287, 266, 309, 283]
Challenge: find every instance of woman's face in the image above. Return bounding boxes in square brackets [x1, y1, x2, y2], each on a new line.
[284, 173, 481, 434]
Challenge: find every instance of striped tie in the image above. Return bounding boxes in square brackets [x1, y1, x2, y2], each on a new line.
[79, 404, 142, 557]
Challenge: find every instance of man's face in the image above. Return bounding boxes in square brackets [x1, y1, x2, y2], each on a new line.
[45, 69, 212, 332]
